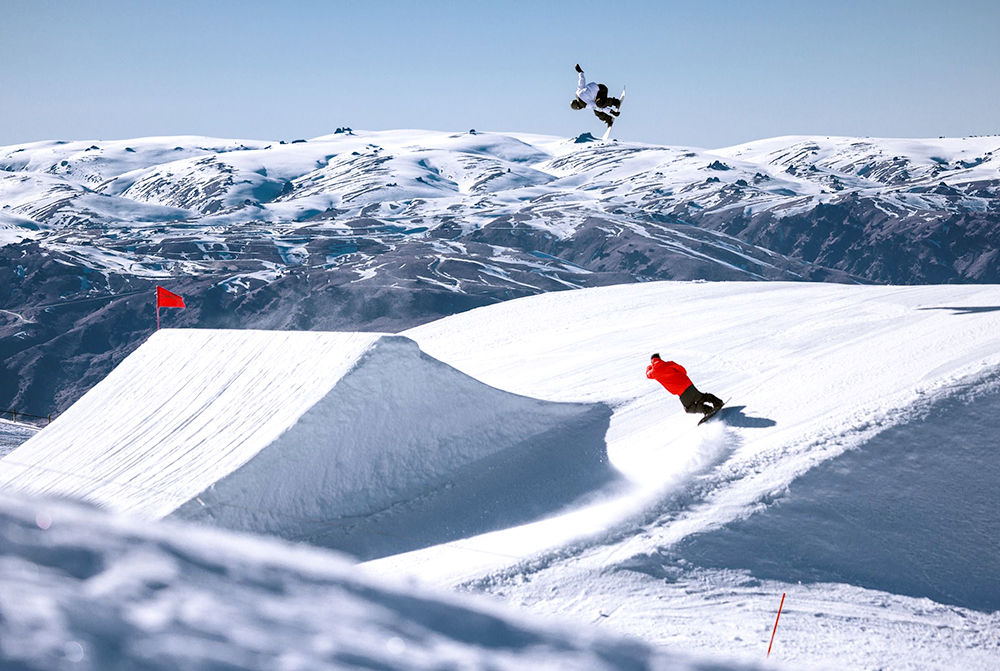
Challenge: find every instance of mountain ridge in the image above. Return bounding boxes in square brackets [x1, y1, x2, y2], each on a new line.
[2, 129, 998, 414]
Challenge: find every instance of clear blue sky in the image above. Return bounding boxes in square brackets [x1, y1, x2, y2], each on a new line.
[2, 0, 998, 148]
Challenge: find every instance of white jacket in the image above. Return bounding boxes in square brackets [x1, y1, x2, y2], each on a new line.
[576, 72, 601, 109]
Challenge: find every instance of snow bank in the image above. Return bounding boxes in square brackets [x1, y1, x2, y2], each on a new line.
[0, 330, 612, 557]
[0, 493, 765, 671]
[675, 374, 1000, 612]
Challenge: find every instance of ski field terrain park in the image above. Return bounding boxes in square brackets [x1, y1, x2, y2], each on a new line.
[2, 279, 1000, 670]
[6, 0, 1000, 665]
[7, 129, 1000, 418]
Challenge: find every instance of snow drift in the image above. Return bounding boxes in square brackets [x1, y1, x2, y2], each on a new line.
[1, 492, 764, 671]
[0, 330, 614, 557]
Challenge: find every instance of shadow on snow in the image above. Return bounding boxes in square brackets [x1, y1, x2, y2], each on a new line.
[673, 376, 1000, 612]
[918, 306, 1000, 315]
[715, 405, 776, 429]
[296, 403, 624, 562]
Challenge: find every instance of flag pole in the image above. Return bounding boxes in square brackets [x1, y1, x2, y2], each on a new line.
[155, 285, 185, 330]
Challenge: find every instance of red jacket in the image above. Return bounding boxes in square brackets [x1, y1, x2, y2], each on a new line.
[646, 359, 693, 396]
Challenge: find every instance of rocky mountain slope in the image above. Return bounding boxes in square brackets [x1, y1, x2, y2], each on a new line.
[2, 129, 998, 414]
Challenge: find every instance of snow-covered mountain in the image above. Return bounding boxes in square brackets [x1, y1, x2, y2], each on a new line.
[3, 280, 998, 669]
[708, 135, 1000, 282]
[2, 130, 999, 417]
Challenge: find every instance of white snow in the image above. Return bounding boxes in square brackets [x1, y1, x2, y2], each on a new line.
[0, 330, 608, 555]
[330, 281, 1000, 583]
[367, 281, 1000, 669]
[3, 280, 1000, 668]
[6, 129, 990, 244]
[0, 419, 38, 459]
[0, 330, 380, 517]
[5, 129, 995, 294]
[713, 135, 1000, 188]
[0, 492, 747, 671]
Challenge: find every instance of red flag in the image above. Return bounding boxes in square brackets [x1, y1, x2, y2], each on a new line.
[156, 286, 185, 309]
[155, 286, 185, 330]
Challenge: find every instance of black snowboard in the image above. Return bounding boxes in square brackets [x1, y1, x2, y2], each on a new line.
[698, 399, 729, 426]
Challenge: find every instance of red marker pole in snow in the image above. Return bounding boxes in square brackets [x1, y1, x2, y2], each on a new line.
[155, 286, 186, 330]
[767, 593, 786, 658]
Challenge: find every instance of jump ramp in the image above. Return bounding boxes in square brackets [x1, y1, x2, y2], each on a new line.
[0, 330, 614, 558]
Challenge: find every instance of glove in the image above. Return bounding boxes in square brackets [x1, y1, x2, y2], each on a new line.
[575, 63, 583, 73]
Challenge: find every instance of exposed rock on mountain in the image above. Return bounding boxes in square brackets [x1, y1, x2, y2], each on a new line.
[2, 130, 998, 414]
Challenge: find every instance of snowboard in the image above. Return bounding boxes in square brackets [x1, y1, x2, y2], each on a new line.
[698, 398, 729, 426]
[601, 86, 626, 141]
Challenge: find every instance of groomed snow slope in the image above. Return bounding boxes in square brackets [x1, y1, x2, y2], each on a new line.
[4, 281, 1000, 667]
[352, 280, 1000, 670]
[0, 330, 611, 553]
[387, 281, 1000, 563]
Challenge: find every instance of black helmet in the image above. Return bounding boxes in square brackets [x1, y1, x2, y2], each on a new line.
[651, 353, 660, 361]
[570, 99, 586, 110]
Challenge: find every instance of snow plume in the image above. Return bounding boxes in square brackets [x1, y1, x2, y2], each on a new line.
[646, 419, 736, 490]
[594, 419, 741, 541]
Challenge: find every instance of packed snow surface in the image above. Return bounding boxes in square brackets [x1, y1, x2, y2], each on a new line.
[0, 330, 609, 555]
[0, 330, 380, 517]
[4, 280, 1000, 669]
[364, 280, 1000, 669]
[390, 281, 1000, 560]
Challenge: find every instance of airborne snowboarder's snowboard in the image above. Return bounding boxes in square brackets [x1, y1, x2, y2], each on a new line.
[601, 86, 626, 141]
[698, 398, 729, 426]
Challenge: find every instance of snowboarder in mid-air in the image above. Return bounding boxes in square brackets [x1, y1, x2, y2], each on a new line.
[571, 63, 623, 131]
[646, 354, 725, 423]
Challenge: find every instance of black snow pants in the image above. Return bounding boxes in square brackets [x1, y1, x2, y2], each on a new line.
[594, 109, 616, 127]
[679, 384, 724, 415]
[595, 84, 621, 109]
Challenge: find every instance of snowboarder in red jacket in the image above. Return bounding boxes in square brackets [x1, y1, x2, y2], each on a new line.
[646, 354, 724, 417]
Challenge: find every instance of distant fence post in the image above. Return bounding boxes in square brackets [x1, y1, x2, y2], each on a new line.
[2, 409, 54, 426]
